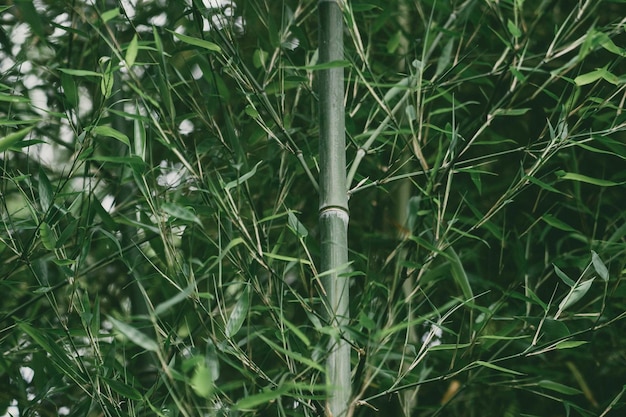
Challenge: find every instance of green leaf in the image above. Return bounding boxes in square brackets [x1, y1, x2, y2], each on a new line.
[92, 125, 130, 147]
[524, 175, 568, 195]
[162, 202, 202, 226]
[507, 19, 522, 38]
[224, 161, 263, 191]
[125, 34, 139, 68]
[18, 322, 86, 384]
[492, 108, 531, 116]
[100, 60, 114, 99]
[542, 214, 577, 232]
[61, 73, 78, 108]
[555, 170, 623, 187]
[591, 251, 609, 281]
[38, 167, 53, 213]
[108, 316, 159, 352]
[101, 8, 120, 23]
[445, 246, 473, 300]
[258, 334, 324, 372]
[88, 155, 146, 171]
[226, 285, 249, 338]
[386, 30, 402, 54]
[282, 315, 311, 347]
[553, 264, 575, 287]
[555, 340, 588, 350]
[14, 0, 47, 39]
[574, 67, 621, 86]
[233, 385, 289, 410]
[0, 92, 30, 103]
[0, 126, 36, 152]
[154, 284, 194, 316]
[100, 376, 143, 400]
[474, 360, 524, 376]
[244, 104, 259, 119]
[170, 31, 221, 52]
[435, 38, 454, 78]
[58, 68, 102, 77]
[537, 380, 581, 395]
[39, 222, 57, 250]
[92, 194, 118, 231]
[559, 278, 594, 312]
[287, 211, 308, 238]
[191, 363, 214, 399]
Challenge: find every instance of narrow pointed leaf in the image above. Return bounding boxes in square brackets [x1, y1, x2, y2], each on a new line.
[191, 364, 214, 398]
[555, 170, 623, 186]
[226, 285, 249, 337]
[38, 167, 53, 213]
[553, 264, 575, 287]
[0, 126, 35, 152]
[474, 360, 524, 375]
[559, 279, 594, 311]
[101, 377, 143, 400]
[162, 202, 202, 226]
[224, 161, 263, 190]
[233, 385, 289, 410]
[171, 31, 221, 52]
[108, 316, 159, 352]
[591, 251, 609, 281]
[537, 380, 581, 395]
[92, 125, 130, 147]
[125, 34, 139, 68]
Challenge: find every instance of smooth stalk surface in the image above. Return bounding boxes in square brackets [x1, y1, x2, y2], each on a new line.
[318, 1, 351, 416]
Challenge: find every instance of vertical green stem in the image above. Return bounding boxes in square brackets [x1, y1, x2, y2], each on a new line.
[318, 1, 351, 416]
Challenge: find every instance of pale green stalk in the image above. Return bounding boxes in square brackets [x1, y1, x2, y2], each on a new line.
[318, 1, 351, 416]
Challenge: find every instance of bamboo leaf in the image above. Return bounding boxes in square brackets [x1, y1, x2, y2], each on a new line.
[524, 175, 568, 195]
[226, 285, 249, 338]
[233, 385, 289, 410]
[555, 170, 623, 187]
[537, 380, 581, 395]
[258, 334, 324, 372]
[0, 92, 30, 103]
[92, 125, 130, 147]
[101, 8, 119, 23]
[474, 360, 524, 375]
[170, 31, 221, 52]
[0, 126, 35, 152]
[108, 316, 159, 352]
[287, 211, 308, 238]
[18, 322, 86, 384]
[559, 278, 594, 311]
[100, 377, 143, 400]
[162, 202, 202, 226]
[190, 363, 214, 399]
[125, 34, 139, 68]
[445, 246, 473, 300]
[553, 264, 575, 287]
[591, 251, 609, 281]
[555, 340, 588, 350]
[57, 68, 103, 77]
[39, 222, 57, 250]
[224, 161, 263, 190]
[507, 19, 522, 38]
[61, 73, 78, 108]
[282, 315, 311, 347]
[542, 214, 577, 232]
[38, 167, 53, 213]
[154, 283, 194, 316]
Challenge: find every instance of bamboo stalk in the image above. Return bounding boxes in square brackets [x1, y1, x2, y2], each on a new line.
[318, 1, 351, 416]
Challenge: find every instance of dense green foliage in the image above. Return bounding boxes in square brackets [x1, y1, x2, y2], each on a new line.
[1, 0, 625, 416]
